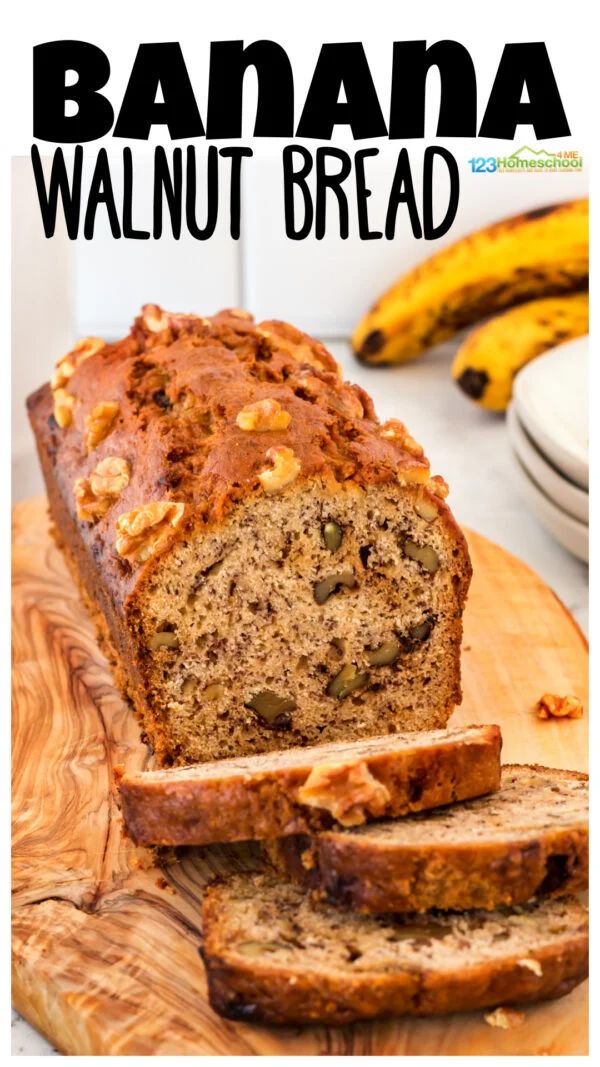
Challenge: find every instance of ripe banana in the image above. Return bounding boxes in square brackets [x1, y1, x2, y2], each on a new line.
[452, 292, 589, 412]
[352, 198, 589, 365]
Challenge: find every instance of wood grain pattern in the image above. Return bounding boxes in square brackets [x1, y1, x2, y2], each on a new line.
[12, 496, 588, 1055]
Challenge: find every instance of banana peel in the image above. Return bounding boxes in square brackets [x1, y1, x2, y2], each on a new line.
[452, 292, 589, 412]
[353, 199, 589, 366]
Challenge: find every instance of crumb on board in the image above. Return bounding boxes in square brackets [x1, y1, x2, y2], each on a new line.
[484, 1006, 526, 1029]
[536, 693, 584, 720]
[155, 875, 177, 895]
[130, 851, 155, 871]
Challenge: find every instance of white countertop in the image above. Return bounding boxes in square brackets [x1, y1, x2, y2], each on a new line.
[12, 339, 588, 1056]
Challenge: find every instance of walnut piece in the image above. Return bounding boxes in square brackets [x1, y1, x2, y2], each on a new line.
[141, 304, 210, 334]
[428, 474, 449, 499]
[53, 388, 76, 428]
[328, 388, 364, 420]
[85, 401, 120, 451]
[51, 336, 104, 391]
[236, 398, 292, 432]
[142, 304, 171, 333]
[297, 760, 391, 826]
[227, 307, 253, 320]
[170, 312, 209, 330]
[116, 501, 186, 564]
[403, 539, 440, 573]
[484, 1007, 526, 1030]
[75, 479, 109, 522]
[398, 468, 431, 486]
[414, 490, 439, 523]
[203, 683, 225, 701]
[537, 693, 584, 720]
[258, 446, 301, 494]
[147, 631, 179, 650]
[517, 958, 543, 977]
[75, 457, 130, 522]
[380, 418, 424, 458]
[264, 328, 339, 375]
[89, 456, 130, 497]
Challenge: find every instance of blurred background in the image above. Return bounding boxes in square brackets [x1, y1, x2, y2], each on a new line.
[11, 150, 588, 628]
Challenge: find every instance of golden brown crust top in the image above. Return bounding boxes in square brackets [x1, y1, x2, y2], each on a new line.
[27, 306, 448, 602]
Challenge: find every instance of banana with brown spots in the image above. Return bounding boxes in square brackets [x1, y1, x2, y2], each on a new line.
[452, 291, 589, 412]
[352, 199, 588, 366]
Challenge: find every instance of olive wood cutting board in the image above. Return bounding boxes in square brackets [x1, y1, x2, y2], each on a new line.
[12, 496, 588, 1056]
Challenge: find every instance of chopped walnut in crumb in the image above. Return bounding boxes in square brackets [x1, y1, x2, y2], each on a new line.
[258, 446, 301, 494]
[484, 1007, 525, 1029]
[236, 398, 292, 432]
[380, 419, 424, 458]
[297, 760, 391, 826]
[75, 457, 131, 522]
[53, 388, 76, 428]
[537, 693, 584, 720]
[85, 401, 120, 451]
[51, 336, 105, 391]
[226, 307, 253, 320]
[517, 958, 543, 976]
[115, 501, 186, 564]
[428, 475, 449, 499]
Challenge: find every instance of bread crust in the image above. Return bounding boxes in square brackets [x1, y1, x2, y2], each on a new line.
[26, 309, 450, 614]
[117, 725, 501, 846]
[201, 888, 588, 1026]
[266, 765, 589, 912]
[203, 949, 588, 1026]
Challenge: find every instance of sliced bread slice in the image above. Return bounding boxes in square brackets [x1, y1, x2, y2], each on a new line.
[117, 724, 501, 846]
[266, 765, 588, 912]
[201, 872, 588, 1025]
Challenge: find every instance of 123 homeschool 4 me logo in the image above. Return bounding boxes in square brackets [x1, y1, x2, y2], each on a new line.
[467, 146, 584, 174]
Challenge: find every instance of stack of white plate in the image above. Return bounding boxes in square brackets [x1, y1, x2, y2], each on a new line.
[508, 337, 589, 563]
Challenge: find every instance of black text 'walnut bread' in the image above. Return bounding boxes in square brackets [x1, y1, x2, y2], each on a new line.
[201, 873, 589, 1025]
[117, 725, 501, 846]
[266, 765, 589, 912]
[27, 306, 472, 765]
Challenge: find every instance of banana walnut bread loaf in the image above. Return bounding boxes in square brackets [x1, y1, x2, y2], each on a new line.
[27, 306, 472, 765]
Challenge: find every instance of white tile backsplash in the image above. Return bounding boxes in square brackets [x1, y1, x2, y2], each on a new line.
[73, 156, 242, 339]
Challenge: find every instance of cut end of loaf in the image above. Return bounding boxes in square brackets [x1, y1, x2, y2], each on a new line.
[129, 481, 470, 763]
[27, 306, 472, 768]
